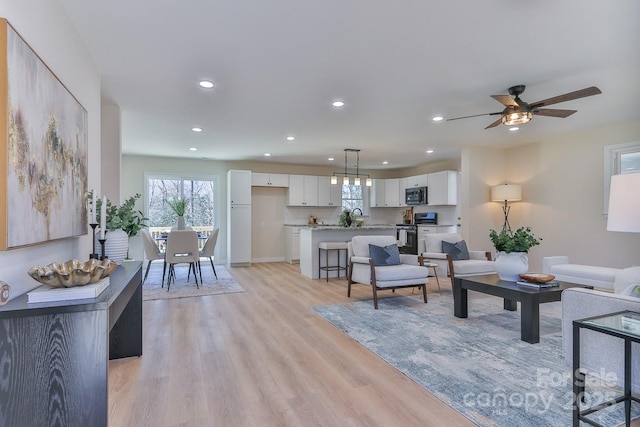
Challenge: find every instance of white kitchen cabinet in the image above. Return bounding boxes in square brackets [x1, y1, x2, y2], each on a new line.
[288, 175, 319, 206]
[427, 170, 457, 206]
[284, 226, 301, 264]
[227, 169, 252, 265]
[251, 172, 289, 187]
[228, 169, 252, 205]
[228, 205, 251, 264]
[405, 174, 429, 188]
[317, 176, 341, 207]
[398, 178, 408, 207]
[369, 179, 386, 207]
[384, 178, 402, 207]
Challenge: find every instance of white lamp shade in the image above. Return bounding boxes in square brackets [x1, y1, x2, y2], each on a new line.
[343, 176, 350, 185]
[491, 184, 522, 202]
[330, 175, 338, 185]
[607, 173, 640, 232]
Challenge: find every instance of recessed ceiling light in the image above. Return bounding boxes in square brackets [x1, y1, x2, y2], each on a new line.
[199, 80, 214, 89]
[509, 127, 520, 132]
[332, 100, 345, 108]
[328, 157, 334, 161]
[264, 153, 271, 157]
[189, 147, 197, 151]
[426, 149, 434, 154]
[286, 136, 295, 141]
[191, 127, 202, 132]
[432, 115, 444, 122]
[382, 161, 389, 165]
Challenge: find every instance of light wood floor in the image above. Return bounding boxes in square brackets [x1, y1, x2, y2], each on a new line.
[107, 263, 472, 426]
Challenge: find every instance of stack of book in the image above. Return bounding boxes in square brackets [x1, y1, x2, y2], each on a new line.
[516, 280, 560, 289]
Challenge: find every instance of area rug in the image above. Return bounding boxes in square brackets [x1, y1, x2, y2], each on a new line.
[142, 263, 244, 301]
[312, 293, 639, 427]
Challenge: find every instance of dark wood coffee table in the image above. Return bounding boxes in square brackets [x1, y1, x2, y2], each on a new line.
[453, 274, 593, 344]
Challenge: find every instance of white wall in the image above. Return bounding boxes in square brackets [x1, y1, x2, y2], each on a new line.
[101, 103, 121, 202]
[463, 118, 640, 272]
[0, 1, 100, 300]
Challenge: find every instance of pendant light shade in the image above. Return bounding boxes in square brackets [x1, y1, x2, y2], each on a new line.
[330, 175, 338, 185]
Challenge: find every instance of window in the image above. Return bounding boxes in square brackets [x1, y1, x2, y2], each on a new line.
[145, 173, 219, 244]
[342, 184, 364, 214]
[604, 141, 640, 213]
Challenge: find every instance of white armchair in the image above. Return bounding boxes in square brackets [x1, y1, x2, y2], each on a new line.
[347, 235, 429, 309]
[419, 232, 495, 282]
[562, 266, 640, 393]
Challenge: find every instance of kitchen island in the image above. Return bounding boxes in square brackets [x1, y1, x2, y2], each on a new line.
[299, 225, 396, 280]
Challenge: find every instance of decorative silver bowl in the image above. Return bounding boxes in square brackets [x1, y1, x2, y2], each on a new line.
[28, 259, 117, 288]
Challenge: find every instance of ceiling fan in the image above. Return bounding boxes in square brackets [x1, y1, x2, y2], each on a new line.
[447, 85, 602, 129]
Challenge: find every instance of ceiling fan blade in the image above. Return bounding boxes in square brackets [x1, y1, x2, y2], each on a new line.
[533, 108, 577, 118]
[485, 118, 503, 129]
[491, 95, 519, 107]
[447, 112, 501, 121]
[529, 86, 601, 109]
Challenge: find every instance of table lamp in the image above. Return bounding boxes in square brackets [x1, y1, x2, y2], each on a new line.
[607, 173, 640, 233]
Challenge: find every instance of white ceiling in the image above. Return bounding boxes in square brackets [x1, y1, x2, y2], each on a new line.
[59, 0, 640, 170]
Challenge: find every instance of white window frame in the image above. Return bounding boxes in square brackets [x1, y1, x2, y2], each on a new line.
[144, 172, 220, 228]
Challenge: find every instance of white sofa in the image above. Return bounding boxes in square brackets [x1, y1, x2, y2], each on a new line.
[561, 266, 640, 392]
[543, 256, 620, 291]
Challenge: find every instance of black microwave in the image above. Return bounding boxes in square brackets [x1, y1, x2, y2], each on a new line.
[405, 187, 427, 205]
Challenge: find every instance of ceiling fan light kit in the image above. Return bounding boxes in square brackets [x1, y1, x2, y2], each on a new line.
[447, 84, 601, 129]
[502, 110, 532, 126]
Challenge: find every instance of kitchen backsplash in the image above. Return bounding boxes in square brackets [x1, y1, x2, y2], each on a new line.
[284, 205, 457, 226]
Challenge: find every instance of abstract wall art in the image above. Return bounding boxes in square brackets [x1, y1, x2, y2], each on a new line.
[0, 18, 88, 250]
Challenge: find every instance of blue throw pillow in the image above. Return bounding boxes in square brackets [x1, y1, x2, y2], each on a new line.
[442, 240, 470, 261]
[369, 244, 401, 266]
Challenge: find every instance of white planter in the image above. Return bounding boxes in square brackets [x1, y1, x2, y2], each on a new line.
[494, 251, 528, 282]
[95, 229, 129, 264]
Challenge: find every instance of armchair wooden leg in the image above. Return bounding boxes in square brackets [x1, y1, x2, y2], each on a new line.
[347, 261, 354, 297]
[372, 286, 379, 309]
[422, 282, 428, 303]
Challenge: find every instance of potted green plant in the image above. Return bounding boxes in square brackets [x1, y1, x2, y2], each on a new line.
[339, 209, 352, 227]
[489, 227, 541, 253]
[91, 193, 148, 263]
[167, 197, 188, 229]
[489, 227, 541, 281]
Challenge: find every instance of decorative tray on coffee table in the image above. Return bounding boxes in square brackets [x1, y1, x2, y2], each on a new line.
[519, 273, 556, 283]
[517, 273, 559, 288]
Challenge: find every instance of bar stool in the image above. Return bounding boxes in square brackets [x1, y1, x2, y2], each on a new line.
[318, 241, 348, 282]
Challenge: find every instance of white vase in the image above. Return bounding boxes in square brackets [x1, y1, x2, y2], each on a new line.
[95, 229, 129, 264]
[177, 216, 185, 230]
[494, 251, 529, 281]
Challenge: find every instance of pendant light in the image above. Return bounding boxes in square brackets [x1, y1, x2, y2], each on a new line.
[331, 149, 371, 186]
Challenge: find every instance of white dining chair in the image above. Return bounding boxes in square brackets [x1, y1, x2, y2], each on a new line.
[165, 230, 200, 290]
[141, 228, 166, 285]
[197, 228, 219, 282]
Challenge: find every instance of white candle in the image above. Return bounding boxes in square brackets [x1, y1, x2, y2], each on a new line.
[91, 190, 96, 224]
[100, 196, 106, 239]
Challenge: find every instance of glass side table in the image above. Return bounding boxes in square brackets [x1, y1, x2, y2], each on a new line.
[573, 310, 640, 427]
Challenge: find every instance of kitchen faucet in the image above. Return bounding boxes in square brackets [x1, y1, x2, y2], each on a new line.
[352, 208, 363, 216]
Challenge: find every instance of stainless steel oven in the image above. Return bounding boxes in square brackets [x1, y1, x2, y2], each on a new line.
[396, 224, 418, 255]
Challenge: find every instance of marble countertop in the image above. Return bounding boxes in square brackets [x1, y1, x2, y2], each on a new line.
[299, 224, 395, 230]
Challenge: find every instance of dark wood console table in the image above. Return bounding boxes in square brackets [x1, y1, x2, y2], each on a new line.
[0, 261, 143, 426]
